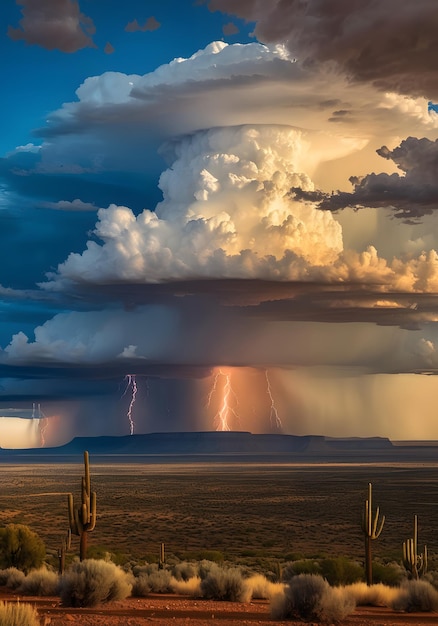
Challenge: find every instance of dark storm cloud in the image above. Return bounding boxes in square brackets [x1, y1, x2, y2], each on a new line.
[8, 0, 96, 53]
[125, 17, 161, 32]
[207, 0, 438, 99]
[3, 281, 438, 376]
[51, 277, 434, 329]
[292, 137, 438, 222]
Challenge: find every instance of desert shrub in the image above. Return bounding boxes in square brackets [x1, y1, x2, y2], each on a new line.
[424, 570, 438, 586]
[318, 585, 356, 622]
[272, 574, 328, 620]
[172, 561, 198, 581]
[146, 569, 173, 593]
[0, 600, 39, 626]
[131, 574, 151, 597]
[132, 563, 158, 577]
[59, 559, 132, 607]
[271, 574, 355, 623]
[282, 557, 363, 586]
[372, 561, 405, 586]
[282, 559, 322, 581]
[346, 582, 399, 607]
[0, 568, 26, 589]
[131, 568, 172, 596]
[197, 560, 217, 580]
[390, 580, 438, 612]
[0, 525, 45, 573]
[200, 564, 249, 602]
[319, 557, 363, 586]
[17, 567, 59, 596]
[170, 576, 202, 596]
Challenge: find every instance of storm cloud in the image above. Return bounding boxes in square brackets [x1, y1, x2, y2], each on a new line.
[3, 5, 438, 444]
[207, 0, 438, 99]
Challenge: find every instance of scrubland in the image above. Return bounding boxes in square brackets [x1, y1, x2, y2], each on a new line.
[1, 461, 438, 570]
[2, 460, 438, 624]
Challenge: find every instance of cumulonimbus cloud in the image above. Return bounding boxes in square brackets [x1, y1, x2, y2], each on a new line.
[41, 125, 343, 288]
[39, 124, 438, 295]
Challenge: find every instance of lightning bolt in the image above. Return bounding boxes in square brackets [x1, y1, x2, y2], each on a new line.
[34, 404, 49, 447]
[122, 374, 137, 435]
[39, 417, 49, 447]
[207, 369, 240, 431]
[265, 370, 283, 432]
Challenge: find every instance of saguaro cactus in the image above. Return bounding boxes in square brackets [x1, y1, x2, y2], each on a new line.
[403, 515, 428, 579]
[68, 450, 97, 561]
[361, 482, 385, 585]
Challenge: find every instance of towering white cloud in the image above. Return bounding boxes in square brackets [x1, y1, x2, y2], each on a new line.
[39, 122, 438, 295]
[43, 125, 344, 287]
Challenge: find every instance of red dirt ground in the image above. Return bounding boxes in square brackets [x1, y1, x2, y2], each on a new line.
[1, 589, 437, 626]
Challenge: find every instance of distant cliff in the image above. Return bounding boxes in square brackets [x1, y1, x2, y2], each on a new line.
[0, 430, 400, 460]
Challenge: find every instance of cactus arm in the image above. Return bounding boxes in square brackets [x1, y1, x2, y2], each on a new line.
[372, 509, 385, 538]
[84, 451, 90, 496]
[68, 493, 79, 535]
[87, 492, 97, 532]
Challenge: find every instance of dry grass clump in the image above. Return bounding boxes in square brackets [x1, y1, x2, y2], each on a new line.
[346, 581, 399, 606]
[243, 573, 284, 600]
[170, 575, 202, 596]
[0, 601, 40, 626]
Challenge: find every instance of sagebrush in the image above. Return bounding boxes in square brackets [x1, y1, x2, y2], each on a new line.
[0, 568, 25, 590]
[17, 567, 59, 596]
[271, 574, 355, 623]
[200, 563, 249, 602]
[59, 558, 132, 607]
[390, 580, 438, 612]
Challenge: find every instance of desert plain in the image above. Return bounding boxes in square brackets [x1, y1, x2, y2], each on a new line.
[1, 458, 438, 624]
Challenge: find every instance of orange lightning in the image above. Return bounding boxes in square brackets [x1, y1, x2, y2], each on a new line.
[207, 369, 240, 431]
[265, 371, 283, 432]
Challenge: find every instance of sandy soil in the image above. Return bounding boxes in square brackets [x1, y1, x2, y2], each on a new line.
[2, 590, 437, 626]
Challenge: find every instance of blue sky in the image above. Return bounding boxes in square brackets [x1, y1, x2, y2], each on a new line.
[1, 1, 438, 447]
[1, 1, 253, 153]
